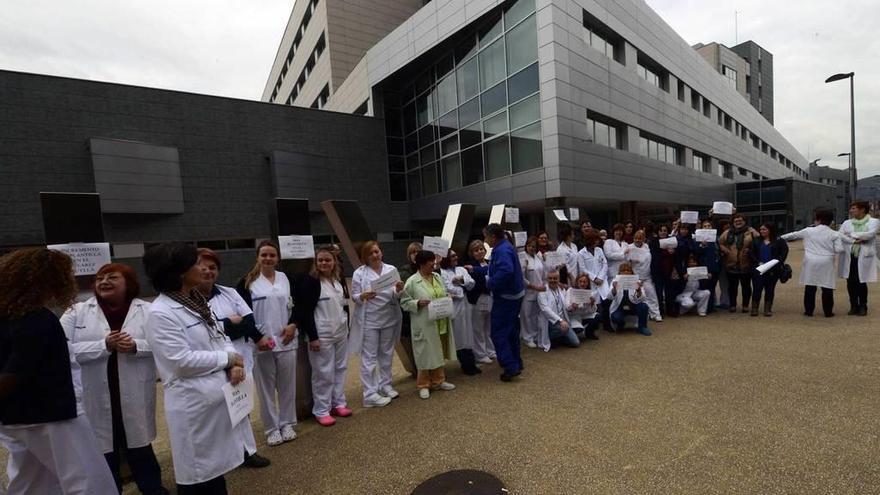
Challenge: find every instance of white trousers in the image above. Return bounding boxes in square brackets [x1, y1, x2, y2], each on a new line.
[307, 338, 348, 417]
[232, 339, 258, 454]
[467, 304, 496, 360]
[676, 290, 711, 315]
[451, 300, 473, 350]
[360, 324, 398, 399]
[254, 349, 297, 435]
[520, 297, 541, 345]
[0, 416, 117, 495]
[640, 279, 661, 318]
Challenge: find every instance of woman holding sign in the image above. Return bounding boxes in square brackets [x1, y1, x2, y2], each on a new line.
[440, 249, 479, 375]
[400, 250, 457, 399]
[60, 263, 170, 493]
[603, 224, 629, 279]
[237, 241, 298, 447]
[577, 230, 611, 329]
[351, 241, 404, 408]
[609, 263, 651, 336]
[143, 243, 246, 494]
[464, 239, 496, 364]
[520, 237, 548, 350]
[567, 273, 600, 340]
[749, 224, 789, 316]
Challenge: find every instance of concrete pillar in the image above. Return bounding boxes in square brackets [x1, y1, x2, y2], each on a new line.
[684, 148, 694, 170]
[626, 125, 641, 154]
[623, 41, 638, 70]
[710, 157, 722, 177]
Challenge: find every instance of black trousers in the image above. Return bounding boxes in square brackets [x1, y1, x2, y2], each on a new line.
[177, 476, 228, 495]
[804, 285, 834, 316]
[752, 272, 779, 306]
[847, 255, 868, 310]
[105, 381, 164, 494]
[727, 272, 753, 308]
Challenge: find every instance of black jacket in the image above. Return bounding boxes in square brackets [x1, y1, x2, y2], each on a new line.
[749, 238, 789, 276]
[291, 274, 321, 342]
[0, 308, 78, 425]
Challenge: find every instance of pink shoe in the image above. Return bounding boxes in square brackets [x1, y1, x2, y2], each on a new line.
[316, 415, 336, 427]
[330, 406, 353, 418]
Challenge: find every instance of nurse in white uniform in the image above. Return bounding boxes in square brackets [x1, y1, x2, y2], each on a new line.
[60, 263, 167, 494]
[554, 223, 580, 285]
[142, 242, 247, 494]
[603, 224, 628, 279]
[440, 248, 480, 374]
[781, 209, 845, 317]
[236, 241, 298, 446]
[293, 247, 352, 426]
[350, 241, 405, 408]
[520, 237, 548, 350]
[463, 240, 496, 363]
[837, 201, 880, 315]
[197, 248, 272, 469]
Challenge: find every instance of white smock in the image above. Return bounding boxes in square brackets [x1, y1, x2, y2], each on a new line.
[603, 239, 628, 278]
[441, 266, 475, 350]
[577, 247, 611, 300]
[781, 225, 844, 289]
[838, 217, 880, 283]
[349, 263, 402, 356]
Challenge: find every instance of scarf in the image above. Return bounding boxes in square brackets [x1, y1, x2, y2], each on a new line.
[166, 289, 218, 330]
[724, 225, 749, 250]
[851, 216, 870, 257]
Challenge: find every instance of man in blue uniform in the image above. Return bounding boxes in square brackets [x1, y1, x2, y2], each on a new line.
[485, 224, 525, 382]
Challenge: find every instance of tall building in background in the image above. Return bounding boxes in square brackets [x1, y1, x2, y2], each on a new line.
[695, 40, 773, 124]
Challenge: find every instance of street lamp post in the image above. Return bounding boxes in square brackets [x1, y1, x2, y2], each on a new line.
[825, 72, 857, 201]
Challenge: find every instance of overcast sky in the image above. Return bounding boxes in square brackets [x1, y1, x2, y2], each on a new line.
[1, 0, 875, 177]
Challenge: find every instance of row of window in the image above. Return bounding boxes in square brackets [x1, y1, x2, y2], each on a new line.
[582, 10, 806, 180]
[311, 84, 330, 109]
[286, 33, 326, 105]
[270, 0, 320, 102]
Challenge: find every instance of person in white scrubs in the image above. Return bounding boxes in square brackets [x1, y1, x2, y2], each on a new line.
[197, 249, 272, 469]
[675, 256, 711, 316]
[236, 241, 298, 446]
[781, 209, 845, 317]
[293, 247, 353, 427]
[555, 223, 580, 285]
[838, 201, 880, 316]
[578, 229, 612, 331]
[143, 242, 248, 494]
[567, 273, 600, 340]
[350, 241, 405, 408]
[520, 237, 548, 350]
[440, 248, 479, 374]
[60, 263, 169, 494]
[0, 248, 117, 495]
[627, 230, 662, 321]
[463, 239, 496, 364]
[537, 270, 580, 348]
[603, 223, 628, 279]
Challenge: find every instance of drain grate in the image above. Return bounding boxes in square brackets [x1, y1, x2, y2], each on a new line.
[411, 470, 507, 495]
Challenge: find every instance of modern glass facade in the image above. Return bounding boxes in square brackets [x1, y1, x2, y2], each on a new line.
[383, 0, 541, 201]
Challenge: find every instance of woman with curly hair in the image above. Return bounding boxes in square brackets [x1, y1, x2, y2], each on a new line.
[0, 247, 117, 494]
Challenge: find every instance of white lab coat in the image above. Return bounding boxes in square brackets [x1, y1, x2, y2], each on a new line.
[565, 287, 598, 329]
[441, 266, 475, 350]
[603, 239, 628, 278]
[838, 217, 880, 283]
[675, 278, 711, 315]
[249, 272, 295, 352]
[349, 263, 402, 356]
[146, 294, 246, 485]
[576, 247, 611, 300]
[781, 225, 844, 289]
[208, 285, 258, 372]
[554, 241, 580, 283]
[59, 297, 157, 453]
[608, 276, 648, 314]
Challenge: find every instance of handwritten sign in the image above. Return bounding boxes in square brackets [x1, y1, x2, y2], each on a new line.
[514, 231, 528, 247]
[695, 229, 717, 243]
[680, 211, 699, 224]
[371, 269, 401, 292]
[659, 237, 678, 249]
[687, 266, 709, 280]
[222, 375, 254, 427]
[569, 208, 580, 221]
[552, 209, 568, 222]
[504, 207, 520, 224]
[713, 201, 734, 215]
[568, 289, 592, 305]
[278, 235, 315, 259]
[422, 236, 450, 257]
[428, 296, 454, 320]
[616, 275, 640, 291]
[47, 242, 111, 276]
[544, 251, 567, 268]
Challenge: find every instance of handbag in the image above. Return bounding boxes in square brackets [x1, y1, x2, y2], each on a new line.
[779, 263, 793, 283]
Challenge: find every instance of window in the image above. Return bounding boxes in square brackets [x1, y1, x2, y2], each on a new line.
[583, 10, 622, 63]
[586, 111, 622, 149]
[311, 84, 329, 109]
[703, 99, 711, 118]
[506, 15, 537, 75]
[636, 53, 667, 91]
[677, 80, 686, 102]
[691, 89, 701, 112]
[720, 162, 734, 179]
[693, 153, 711, 173]
[739, 167, 749, 177]
[722, 65, 737, 89]
[638, 132, 681, 165]
[511, 122, 542, 173]
[286, 32, 327, 106]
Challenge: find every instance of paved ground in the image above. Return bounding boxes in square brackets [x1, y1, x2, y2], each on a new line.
[5, 246, 880, 494]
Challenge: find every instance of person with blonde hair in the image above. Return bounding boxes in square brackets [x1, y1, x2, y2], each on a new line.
[350, 241, 405, 407]
[567, 273, 600, 340]
[627, 229, 661, 322]
[609, 262, 651, 336]
[520, 236, 548, 350]
[440, 248, 479, 374]
[463, 239, 496, 363]
[0, 248, 117, 494]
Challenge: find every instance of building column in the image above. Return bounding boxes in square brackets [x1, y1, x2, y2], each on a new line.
[684, 148, 694, 170]
[623, 41, 638, 70]
[710, 157, 721, 177]
[625, 125, 640, 154]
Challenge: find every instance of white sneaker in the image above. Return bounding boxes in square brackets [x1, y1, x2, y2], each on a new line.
[525, 341, 537, 348]
[419, 388, 430, 399]
[651, 315, 663, 322]
[281, 424, 297, 442]
[267, 430, 283, 446]
[380, 386, 400, 399]
[477, 356, 493, 364]
[438, 382, 456, 391]
[363, 393, 392, 408]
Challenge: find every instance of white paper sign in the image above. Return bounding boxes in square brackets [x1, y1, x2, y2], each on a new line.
[659, 237, 678, 249]
[544, 251, 567, 268]
[687, 266, 709, 280]
[553, 209, 568, 221]
[569, 208, 580, 221]
[568, 289, 592, 305]
[695, 229, 717, 243]
[680, 211, 699, 224]
[422, 236, 450, 257]
[504, 207, 520, 224]
[428, 296, 454, 320]
[47, 242, 111, 276]
[616, 275, 640, 291]
[756, 259, 780, 275]
[514, 231, 528, 247]
[222, 375, 254, 427]
[278, 235, 315, 259]
[476, 294, 492, 312]
[713, 201, 734, 215]
[371, 269, 401, 292]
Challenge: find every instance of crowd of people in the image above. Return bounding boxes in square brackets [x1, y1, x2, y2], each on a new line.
[0, 201, 876, 494]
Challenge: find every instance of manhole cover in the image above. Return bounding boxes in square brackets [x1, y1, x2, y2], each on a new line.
[411, 470, 506, 495]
